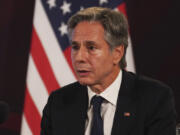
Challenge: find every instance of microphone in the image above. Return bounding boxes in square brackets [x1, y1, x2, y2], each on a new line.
[0, 101, 9, 124]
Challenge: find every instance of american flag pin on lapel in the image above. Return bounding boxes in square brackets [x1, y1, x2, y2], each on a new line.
[124, 112, 131, 117]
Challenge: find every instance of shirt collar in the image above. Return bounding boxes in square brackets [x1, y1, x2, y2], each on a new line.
[87, 70, 122, 107]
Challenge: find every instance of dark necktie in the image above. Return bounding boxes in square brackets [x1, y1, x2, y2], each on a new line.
[90, 96, 104, 135]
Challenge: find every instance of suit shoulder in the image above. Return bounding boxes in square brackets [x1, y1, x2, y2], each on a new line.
[124, 71, 171, 92]
[122, 70, 172, 96]
[49, 81, 86, 103]
[53, 81, 82, 94]
[136, 74, 172, 93]
[133, 73, 173, 105]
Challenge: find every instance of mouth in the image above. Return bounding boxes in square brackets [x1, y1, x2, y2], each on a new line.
[76, 70, 90, 77]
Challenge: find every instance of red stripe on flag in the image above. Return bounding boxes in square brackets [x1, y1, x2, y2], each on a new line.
[117, 2, 127, 17]
[30, 28, 60, 94]
[117, 3, 131, 33]
[24, 88, 41, 135]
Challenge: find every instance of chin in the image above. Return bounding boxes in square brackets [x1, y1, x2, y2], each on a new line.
[78, 79, 93, 86]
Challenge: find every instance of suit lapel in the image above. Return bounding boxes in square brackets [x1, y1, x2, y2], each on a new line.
[111, 70, 137, 135]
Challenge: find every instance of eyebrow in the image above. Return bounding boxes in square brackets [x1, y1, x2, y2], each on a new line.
[71, 41, 78, 45]
[86, 41, 96, 45]
[71, 40, 96, 45]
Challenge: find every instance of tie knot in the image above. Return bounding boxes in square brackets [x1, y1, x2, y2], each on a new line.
[91, 96, 104, 107]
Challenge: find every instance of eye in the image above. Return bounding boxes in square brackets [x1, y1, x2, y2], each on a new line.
[86, 41, 96, 51]
[88, 45, 95, 50]
[72, 45, 79, 50]
[71, 42, 79, 50]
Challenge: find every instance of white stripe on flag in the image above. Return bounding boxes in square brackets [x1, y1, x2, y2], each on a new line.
[27, 55, 49, 116]
[33, 0, 76, 87]
[126, 36, 136, 72]
[20, 115, 33, 135]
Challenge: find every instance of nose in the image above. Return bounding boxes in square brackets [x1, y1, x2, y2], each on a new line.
[73, 45, 87, 63]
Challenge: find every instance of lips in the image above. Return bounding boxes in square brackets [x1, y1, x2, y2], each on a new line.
[76, 69, 90, 76]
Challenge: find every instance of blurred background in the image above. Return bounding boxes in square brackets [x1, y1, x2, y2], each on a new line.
[0, 0, 179, 134]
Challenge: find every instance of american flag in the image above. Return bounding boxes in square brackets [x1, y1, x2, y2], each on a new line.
[20, 0, 135, 134]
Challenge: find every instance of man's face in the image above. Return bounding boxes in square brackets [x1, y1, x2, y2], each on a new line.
[71, 21, 122, 90]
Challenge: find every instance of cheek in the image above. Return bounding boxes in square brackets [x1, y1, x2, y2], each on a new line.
[90, 56, 107, 70]
[71, 53, 76, 64]
[89, 49, 112, 69]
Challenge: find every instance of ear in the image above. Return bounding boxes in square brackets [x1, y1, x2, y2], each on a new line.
[112, 45, 124, 65]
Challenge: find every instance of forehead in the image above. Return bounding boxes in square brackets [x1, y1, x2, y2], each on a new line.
[72, 21, 105, 41]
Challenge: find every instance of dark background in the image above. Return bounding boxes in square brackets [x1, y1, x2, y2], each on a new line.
[0, 0, 179, 134]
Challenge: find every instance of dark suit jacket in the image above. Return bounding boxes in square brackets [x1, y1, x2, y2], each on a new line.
[41, 70, 176, 135]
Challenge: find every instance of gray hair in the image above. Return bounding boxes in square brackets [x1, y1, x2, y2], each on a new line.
[67, 7, 129, 69]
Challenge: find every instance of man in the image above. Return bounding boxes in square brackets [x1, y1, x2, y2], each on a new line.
[41, 7, 176, 135]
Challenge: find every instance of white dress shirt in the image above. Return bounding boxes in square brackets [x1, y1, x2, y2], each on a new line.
[85, 70, 122, 135]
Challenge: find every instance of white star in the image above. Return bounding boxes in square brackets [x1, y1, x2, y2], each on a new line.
[60, 1, 71, 15]
[58, 22, 68, 36]
[47, 0, 56, 9]
[99, 0, 108, 5]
